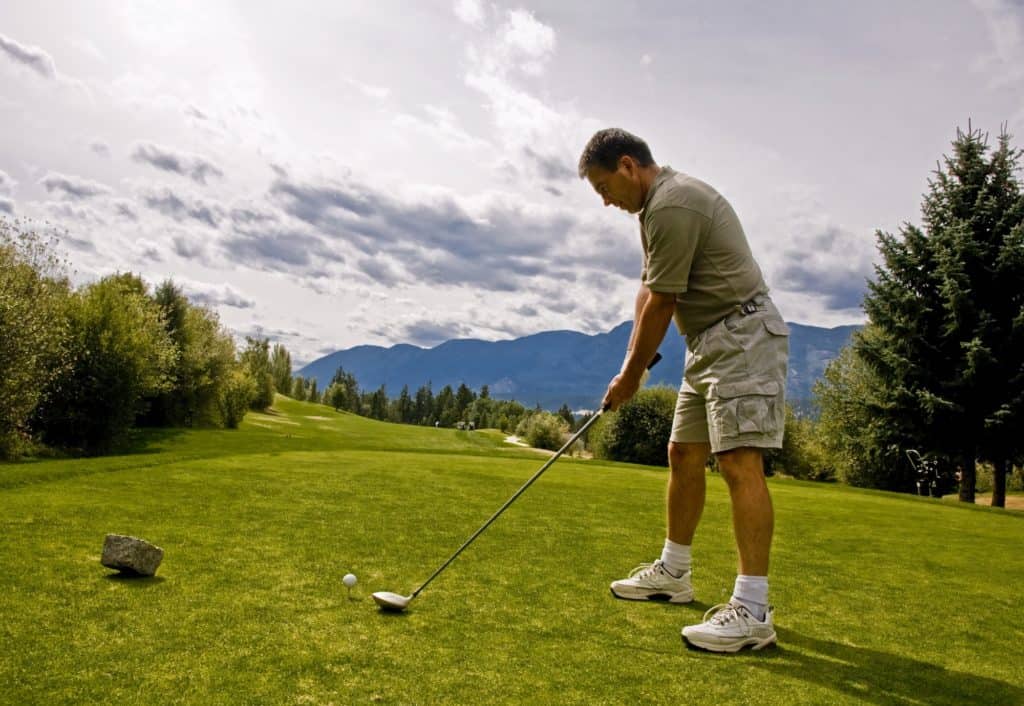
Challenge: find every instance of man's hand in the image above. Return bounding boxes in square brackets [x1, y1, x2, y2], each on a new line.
[602, 370, 642, 411]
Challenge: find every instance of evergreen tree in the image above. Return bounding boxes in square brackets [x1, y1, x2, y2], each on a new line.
[434, 385, 456, 427]
[414, 383, 434, 425]
[396, 385, 414, 423]
[455, 383, 476, 421]
[328, 367, 360, 412]
[858, 125, 1024, 503]
[291, 375, 307, 401]
[557, 403, 575, 430]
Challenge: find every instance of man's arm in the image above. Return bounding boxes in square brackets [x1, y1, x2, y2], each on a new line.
[603, 288, 676, 411]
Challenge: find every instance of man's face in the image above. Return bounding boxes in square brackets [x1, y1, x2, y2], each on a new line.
[585, 156, 643, 213]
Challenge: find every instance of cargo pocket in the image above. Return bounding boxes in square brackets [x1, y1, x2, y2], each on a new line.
[764, 318, 789, 337]
[714, 379, 780, 438]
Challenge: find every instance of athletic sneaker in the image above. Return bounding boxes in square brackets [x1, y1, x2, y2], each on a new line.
[681, 602, 777, 652]
[609, 560, 694, 603]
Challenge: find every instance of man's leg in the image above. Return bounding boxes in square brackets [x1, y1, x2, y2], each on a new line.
[607, 442, 706, 603]
[666, 441, 710, 546]
[716, 447, 773, 576]
[680, 446, 777, 651]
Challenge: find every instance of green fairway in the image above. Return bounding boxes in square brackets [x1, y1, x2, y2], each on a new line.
[2, 396, 1022, 705]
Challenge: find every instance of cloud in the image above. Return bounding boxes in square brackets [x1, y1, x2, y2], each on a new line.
[177, 279, 256, 309]
[269, 174, 576, 290]
[221, 228, 340, 273]
[393, 105, 490, 151]
[772, 225, 875, 311]
[90, 141, 111, 157]
[0, 197, 13, 214]
[454, 0, 485, 27]
[344, 77, 391, 100]
[970, 0, 1024, 86]
[42, 200, 108, 225]
[0, 170, 15, 194]
[0, 33, 57, 79]
[524, 146, 575, 181]
[131, 141, 225, 185]
[372, 317, 474, 347]
[498, 9, 556, 76]
[142, 188, 224, 228]
[39, 172, 112, 200]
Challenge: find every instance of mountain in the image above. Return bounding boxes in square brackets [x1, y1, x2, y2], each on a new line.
[298, 321, 862, 412]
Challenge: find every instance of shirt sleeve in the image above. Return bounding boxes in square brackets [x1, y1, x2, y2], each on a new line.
[642, 206, 707, 293]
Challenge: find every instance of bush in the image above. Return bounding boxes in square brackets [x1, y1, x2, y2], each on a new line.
[515, 411, 568, 451]
[766, 405, 834, 480]
[33, 274, 176, 454]
[591, 386, 676, 466]
[219, 368, 256, 428]
[0, 220, 71, 458]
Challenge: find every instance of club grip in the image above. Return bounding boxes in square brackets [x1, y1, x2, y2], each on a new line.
[601, 352, 662, 412]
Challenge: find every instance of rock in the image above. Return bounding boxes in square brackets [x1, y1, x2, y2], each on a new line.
[101, 534, 164, 576]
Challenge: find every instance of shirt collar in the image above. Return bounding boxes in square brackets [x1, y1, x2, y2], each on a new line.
[640, 165, 675, 217]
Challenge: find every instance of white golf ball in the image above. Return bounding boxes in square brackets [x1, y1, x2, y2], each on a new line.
[343, 573, 357, 588]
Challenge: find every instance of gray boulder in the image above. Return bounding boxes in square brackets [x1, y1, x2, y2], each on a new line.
[101, 534, 164, 576]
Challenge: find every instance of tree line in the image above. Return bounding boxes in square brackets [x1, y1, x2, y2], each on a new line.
[0, 219, 294, 458]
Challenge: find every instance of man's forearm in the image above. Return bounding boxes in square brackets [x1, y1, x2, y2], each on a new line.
[622, 290, 675, 379]
[625, 286, 651, 357]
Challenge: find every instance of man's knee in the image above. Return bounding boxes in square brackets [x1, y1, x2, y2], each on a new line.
[716, 447, 765, 484]
[668, 441, 710, 472]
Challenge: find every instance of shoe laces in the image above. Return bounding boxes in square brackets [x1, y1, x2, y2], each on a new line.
[703, 602, 749, 626]
[628, 560, 667, 580]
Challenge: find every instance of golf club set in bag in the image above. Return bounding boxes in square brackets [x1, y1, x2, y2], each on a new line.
[373, 352, 662, 612]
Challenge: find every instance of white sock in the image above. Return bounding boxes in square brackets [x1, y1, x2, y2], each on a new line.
[659, 538, 691, 577]
[731, 575, 768, 621]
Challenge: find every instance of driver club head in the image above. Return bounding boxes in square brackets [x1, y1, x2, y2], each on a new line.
[373, 591, 412, 612]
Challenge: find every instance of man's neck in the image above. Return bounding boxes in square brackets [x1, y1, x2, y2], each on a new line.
[638, 163, 662, 207]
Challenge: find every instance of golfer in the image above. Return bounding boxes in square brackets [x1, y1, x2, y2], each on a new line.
[579, 128, 788, 652]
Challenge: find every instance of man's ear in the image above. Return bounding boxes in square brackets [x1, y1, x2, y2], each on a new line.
[619, 154, 637, 176]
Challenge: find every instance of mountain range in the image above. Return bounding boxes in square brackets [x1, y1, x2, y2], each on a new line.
[298, 321, 862, 412]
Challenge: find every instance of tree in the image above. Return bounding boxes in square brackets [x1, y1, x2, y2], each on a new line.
[394, 385, 414, 423]
[270, 344, 292, 396]
[434, 385, 457, 426]
[455, 383, 476, 421]
[0, 220, 70, 457]
[814, 338, 904, 488]
[414, 383, 434, 424]
[34, 274, 176, 453]
[327, 367, 360, 412]
[858, 125, 1024, 503]
[291, 375, 308, 401]
[557, 403, 575, 430]
[145, 281, 238, 428]
[241, 336, 275, 410]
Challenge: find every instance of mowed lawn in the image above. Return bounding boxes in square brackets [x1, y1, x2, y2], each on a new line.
[2, 397, 1022, 705]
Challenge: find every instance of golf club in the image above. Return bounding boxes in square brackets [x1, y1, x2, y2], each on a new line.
[373, 352, 662, 612]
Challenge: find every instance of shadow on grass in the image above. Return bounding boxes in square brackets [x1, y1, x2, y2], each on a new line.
[741, 627, 1024, 705]
[103, 573, 167, 587]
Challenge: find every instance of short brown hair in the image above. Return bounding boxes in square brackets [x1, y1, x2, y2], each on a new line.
[577, 128, 655, 178]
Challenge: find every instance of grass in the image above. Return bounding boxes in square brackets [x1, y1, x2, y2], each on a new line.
[2, 396, 1023, 705]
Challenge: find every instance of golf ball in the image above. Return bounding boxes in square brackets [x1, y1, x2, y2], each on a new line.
[343, 573, 357, 588]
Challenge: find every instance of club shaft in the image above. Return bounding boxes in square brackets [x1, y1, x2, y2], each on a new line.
[411, 409, 605, 598]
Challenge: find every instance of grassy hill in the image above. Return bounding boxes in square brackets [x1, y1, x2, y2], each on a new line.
[2, 396, 1022, 705]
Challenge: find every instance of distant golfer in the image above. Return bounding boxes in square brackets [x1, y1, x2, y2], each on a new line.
[579, 128, 789, 652]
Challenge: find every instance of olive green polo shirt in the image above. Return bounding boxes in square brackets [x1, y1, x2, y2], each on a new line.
[639, 166, 768, 337]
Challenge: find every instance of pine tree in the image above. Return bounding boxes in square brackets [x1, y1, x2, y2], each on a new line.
[858, 124, 1024, 503]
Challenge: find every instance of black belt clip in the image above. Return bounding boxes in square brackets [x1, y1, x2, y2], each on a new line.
[740, 299, 761, 316]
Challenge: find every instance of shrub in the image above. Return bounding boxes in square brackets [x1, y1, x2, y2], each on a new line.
[219, 367, 256, 428]
[516, 411, 568, 451]
[591, 386, 676, 466]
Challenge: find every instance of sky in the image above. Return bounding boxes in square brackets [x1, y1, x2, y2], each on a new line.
[1, 1, 1022, 366]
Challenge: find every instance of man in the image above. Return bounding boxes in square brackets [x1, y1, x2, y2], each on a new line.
[579, 128, 789, 652]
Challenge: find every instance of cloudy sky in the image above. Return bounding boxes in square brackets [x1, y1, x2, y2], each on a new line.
[2, 1, 1022, 365]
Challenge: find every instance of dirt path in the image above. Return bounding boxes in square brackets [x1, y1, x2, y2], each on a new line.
[973, 494, 1024, 511]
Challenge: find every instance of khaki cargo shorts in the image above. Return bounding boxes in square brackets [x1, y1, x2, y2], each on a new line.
[671, 296, 790, 454]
